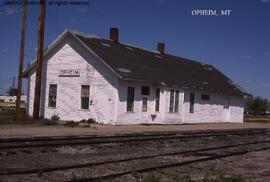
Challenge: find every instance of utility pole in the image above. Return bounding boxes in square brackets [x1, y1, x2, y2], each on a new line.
[33, 0, 46, 119]
[13, 76, 15, 88]
[16, 0, 27, 118]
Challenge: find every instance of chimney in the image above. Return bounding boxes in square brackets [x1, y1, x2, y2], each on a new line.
[110, 27, 119, 42]
[157, 42, 165, 54]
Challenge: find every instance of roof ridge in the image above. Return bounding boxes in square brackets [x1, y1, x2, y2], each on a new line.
[71, 30, 210, 65]
[67, 29, 103, 40]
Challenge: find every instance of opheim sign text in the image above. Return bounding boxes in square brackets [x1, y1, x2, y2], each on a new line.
[59, 69, 80, 77]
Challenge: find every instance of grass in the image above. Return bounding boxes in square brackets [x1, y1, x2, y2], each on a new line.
[131, 170, 247, 182]
[63, 121, 79, 127]
[0, 111, 98, 127]
[244, 115, 270, 123]
[0, 111, 59, 125]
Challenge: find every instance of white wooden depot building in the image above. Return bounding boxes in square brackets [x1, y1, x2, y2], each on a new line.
[23, 28, 249, 124]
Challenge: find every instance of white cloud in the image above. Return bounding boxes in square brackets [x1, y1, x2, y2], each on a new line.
[231, 58, 239, 62]
[259, 83, 270, 88]
[0, 48, 8, 52]
[240, 55, 252, 59]
[4, 7, 18, 16]
[0, 49, 8, 54]
[264, 52, 270, 56]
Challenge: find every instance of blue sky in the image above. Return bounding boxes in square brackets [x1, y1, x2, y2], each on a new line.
[0, 0, 270, 99]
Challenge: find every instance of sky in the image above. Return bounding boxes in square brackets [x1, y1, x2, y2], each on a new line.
[0, 0, 269, 99]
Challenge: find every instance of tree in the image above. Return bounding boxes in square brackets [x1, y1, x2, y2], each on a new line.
[245, 96, 269, 115]
[6, 87, 18, 96]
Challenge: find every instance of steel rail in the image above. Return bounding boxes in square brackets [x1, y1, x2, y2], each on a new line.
[0, 128, 268, 143]
[1, 139, 270, 176]
[0, 130, 268, 150]
[69, 145, 270, 182]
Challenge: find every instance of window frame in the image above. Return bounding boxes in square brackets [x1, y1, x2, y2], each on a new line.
[155, 88, 160, 112]
[189, 93, 195, 113]
[48, 84, 57, 108]
[169, 89, 180, 113]
[175, 90, 180, 113]
[142, 97, 148, 112]
[81, 85, 90, 110]
[126, 86, 135, 112]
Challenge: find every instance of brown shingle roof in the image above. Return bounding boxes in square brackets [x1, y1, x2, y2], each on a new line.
[23, 30, 249, 97]
[74, 32, 248, 96]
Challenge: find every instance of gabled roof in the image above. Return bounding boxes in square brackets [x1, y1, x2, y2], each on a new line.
[23, 30, 249, 96]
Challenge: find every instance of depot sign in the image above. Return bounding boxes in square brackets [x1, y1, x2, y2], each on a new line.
[59, 69, 80, 77]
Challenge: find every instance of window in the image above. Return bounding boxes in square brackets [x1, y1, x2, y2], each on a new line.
[48, 84, 57, 107]
[155, 88, 160, 111]
[142, 97, 148, 112]
[127, 87, 135, 112]
[189, 93, 195, 113]
[169, 89, 179, 113]
[141, 86, 150, 95]
[175, 90, 179, 112]
[201, 94, 210, 101]
[169, 90, 175, 112]
[81, 85, 90, 109]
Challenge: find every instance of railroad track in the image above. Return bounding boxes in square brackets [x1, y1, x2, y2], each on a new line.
[1, 139, 270, 182]
[0, 128, 269, 149]
[73, 144, 270, 182]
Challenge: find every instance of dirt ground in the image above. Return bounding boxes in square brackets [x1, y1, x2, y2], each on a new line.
[1, 129, 270, 182]
[0, 122, 269, 138]
[1, 124, 270, 181]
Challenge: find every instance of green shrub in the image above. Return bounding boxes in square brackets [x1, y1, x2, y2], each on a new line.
[39, 120, 58, 126]
[86, 118, 97, 124]
[63, 121, 79, 127]
[51, 114, 60, 121]
[80, 119, 87, 123]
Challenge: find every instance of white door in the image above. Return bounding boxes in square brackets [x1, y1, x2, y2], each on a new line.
[222, 97, 230, 122]
[141, 97, 150, 122]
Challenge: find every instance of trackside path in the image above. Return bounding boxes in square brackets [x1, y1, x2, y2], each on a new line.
[0, 123, 269, 138]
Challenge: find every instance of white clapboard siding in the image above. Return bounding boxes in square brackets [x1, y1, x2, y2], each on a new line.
[163, 88, 184, 124]
[182, 90, 244, 123]
[26, 33, 244, 124]
[28, 41, 118, 123]
[116, 81, 164, 124]
[27, 69, 35, 116]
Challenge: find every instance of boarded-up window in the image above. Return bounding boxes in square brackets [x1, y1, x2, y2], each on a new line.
[81, 85, 90, 109]
[189, 93, 195, 113]
[142, 97, 148, 112]
[127, 87, 135, 112]
[48, 84, 57, 107]
[155, 88, 160, 112]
